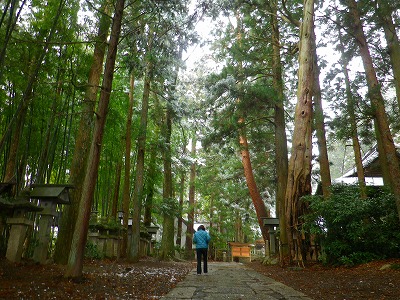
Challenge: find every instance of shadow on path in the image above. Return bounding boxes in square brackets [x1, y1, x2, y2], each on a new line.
[162, 262, 312, 300]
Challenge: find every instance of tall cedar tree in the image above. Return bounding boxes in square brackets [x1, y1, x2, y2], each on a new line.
[285, 0, 314, 264]
[65, 0, 125, 278]
[129, 34, 154, 263]
[268, 0, 289, 255]
[54, 1, 112, 264]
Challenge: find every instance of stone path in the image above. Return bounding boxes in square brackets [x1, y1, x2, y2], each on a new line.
[161, 262, 312, 300]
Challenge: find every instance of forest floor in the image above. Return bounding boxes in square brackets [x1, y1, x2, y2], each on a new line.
[1, 256, 400, 299]
[249, 258, 400, 300]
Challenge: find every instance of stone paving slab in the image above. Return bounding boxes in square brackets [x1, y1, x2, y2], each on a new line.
[161, 262, 312, 300]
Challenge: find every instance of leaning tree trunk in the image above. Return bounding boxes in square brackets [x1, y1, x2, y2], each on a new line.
[347, 0, 400, 221]
[235, 12, 270, 242]
[54, 0, 112, 264]
[285, 0, 314, 265]
[239, 125, 270, 241]
[65, 0, 125, 278]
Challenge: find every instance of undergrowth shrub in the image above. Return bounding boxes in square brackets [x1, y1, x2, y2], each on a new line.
[303, 184, 400, 266]
[85, 241, 103, 259]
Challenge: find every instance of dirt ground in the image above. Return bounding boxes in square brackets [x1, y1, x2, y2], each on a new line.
[0, 257, 194, 299]
[1, 257, 400, 299]
[248, 258, 400, 300]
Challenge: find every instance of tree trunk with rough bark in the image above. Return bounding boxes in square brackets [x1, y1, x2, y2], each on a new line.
[239, 125, 270, 241]
[269, 0, 289, 257]
[129, 42, 154, 262]
[159, 107, 175, 260]
[54, 0, 112, 264]
[285, 0, 314, 264]
[65, 0, 124, 278]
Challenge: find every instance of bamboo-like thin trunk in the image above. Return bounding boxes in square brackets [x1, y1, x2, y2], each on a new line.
[337, 26, 367, 199]
[121, 72, 135, 257]
[185, 136, 196, 259]
[312, 26, 331, 199]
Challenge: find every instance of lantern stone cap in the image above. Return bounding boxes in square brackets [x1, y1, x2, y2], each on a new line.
[30, 184, 74, 204]
[261, 217, 280, 226]
[0, 197, 43, 212]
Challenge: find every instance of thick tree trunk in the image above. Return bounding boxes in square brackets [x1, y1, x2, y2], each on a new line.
[65, 0, 124, 278]
[185, 136, 196, 259]
[347, 0, 400, 221]
[159, 108, 175, 260]
[285, 0, 314, 264]
[129, 46, 154, 263]
[54, 1, 112, 264]
[269, 0, 289, 256]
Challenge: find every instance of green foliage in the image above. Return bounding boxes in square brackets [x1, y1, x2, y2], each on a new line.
[303, 185, 400, 266]
[84, 242, 103, 260]
[89, 217, 124, 234]
[390, 264, 400, 270]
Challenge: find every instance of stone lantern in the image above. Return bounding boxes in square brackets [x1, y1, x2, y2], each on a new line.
[262, 217, 280, 256]
[3, 197, 43, 263]
[29, 184, 73, 264]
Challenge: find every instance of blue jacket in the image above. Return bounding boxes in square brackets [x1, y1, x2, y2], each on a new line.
[193, 229, 211, 249]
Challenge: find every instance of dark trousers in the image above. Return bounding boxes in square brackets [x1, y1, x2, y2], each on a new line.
[196, 248, 208, 274]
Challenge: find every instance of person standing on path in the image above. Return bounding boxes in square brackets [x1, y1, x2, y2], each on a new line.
[193, 225, 211, 275]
